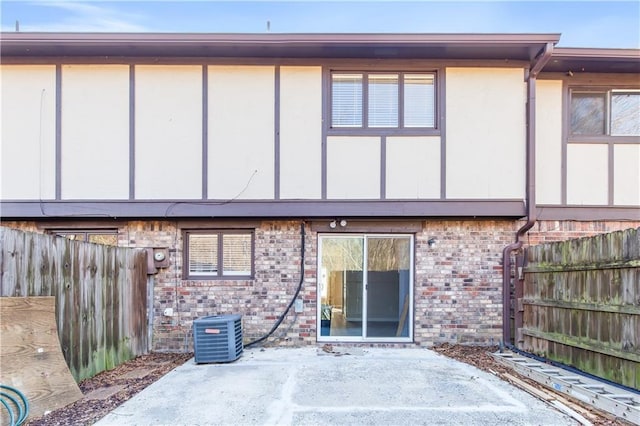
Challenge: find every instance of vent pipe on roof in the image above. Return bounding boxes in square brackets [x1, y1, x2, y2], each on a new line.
[502, 42, 554, 347]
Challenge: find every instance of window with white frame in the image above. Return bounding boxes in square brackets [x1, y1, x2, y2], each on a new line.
[570, 89, 640, 136]
[184, 230, 253, 279]
[331, 72, 436, 129]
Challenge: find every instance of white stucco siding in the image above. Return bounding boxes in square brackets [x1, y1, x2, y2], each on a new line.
[445, 67, 526, 199]
[614, 144, 640, 206]
[61, 65, 129, 199]
[386, 136, 440, 198]
[279, 66, 322, 199]
[567, 144, 608, 205]
[135, 65, 202, 199]
[1, 65, 56, 199]
[535, 80, 563, 205]
[327, 136, 380, 199]
[208, 66, 274, 199]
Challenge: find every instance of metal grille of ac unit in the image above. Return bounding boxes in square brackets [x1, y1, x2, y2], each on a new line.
[193, 314, 243, 363]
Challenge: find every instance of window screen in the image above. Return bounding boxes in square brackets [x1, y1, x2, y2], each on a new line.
[222, 234, 252, 276]
[571, 92, 606, 135]
[570, 90, 640, 137]
[185, 230, 253, 279]
[368, 74, 398, 127]
[404, 74, 435, 128]
[188, 234, 218, 276]
[332, 74, 363, 127]
[54, 230, 118, 246]
[331, 71, 436, 130]
[611, 92, 640, 136]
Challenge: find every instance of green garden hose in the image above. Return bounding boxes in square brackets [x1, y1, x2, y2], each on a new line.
[0, 384, 29, 426]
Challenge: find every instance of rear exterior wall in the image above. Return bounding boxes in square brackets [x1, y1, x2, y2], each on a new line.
[2, 219, 638, 352]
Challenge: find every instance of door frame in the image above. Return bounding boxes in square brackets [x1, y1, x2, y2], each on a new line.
[316, 233, 414, 343]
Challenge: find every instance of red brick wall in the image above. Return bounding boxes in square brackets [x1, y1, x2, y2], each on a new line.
[415, 220, 515, 346]
[3, 218, 638, 352]
[522, 220, 640, 246]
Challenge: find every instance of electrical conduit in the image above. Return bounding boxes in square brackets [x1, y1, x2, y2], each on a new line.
[245, 221, 306, 348]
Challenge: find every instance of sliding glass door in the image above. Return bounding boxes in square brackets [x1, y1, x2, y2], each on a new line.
[318, 234, 413, 342]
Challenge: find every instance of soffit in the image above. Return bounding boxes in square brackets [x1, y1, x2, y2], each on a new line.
[544, 47, 640, 74]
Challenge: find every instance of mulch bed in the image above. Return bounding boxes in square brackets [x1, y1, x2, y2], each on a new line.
[26, 352, 192, 426]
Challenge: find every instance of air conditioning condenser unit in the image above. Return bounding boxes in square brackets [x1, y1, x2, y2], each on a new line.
[193, 314, 243, 363]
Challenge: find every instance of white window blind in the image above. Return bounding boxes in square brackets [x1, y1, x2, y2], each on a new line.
[332, 74, 363, 127]
[331, 71, 436, 130]
[404, 74, 435, 128]
[222, 234, 252, 276]
[368, 74, 399, 128]
[188, 234, 218, 275]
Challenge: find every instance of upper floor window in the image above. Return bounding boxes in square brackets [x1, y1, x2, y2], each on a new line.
[570, 90, 640, 136]
[331, 72, 436, 129]
[184, 230, 253, 279]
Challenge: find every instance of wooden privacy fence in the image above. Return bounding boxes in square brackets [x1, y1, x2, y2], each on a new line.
[521, 227, 639, 389]
[0, 227, 148, 381]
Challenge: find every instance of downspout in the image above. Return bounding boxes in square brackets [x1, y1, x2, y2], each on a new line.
[502, 42, 554, 346]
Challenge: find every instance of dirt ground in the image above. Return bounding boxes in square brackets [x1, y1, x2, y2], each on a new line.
[26, 352, 192, 426]
[26, 345, 627, 425]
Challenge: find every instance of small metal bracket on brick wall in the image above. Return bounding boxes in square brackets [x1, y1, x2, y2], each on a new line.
[517, 249, 529, 280]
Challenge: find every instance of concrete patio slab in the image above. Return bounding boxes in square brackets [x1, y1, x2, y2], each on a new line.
[95, 347, 578, 426]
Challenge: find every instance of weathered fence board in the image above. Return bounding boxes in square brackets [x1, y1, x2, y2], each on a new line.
[0, 297, 83, 421]
[0, 227, 148, 381]
[522, 227, 639, 389]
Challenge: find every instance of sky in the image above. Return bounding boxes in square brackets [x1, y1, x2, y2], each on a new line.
[1, 1, 639, 48]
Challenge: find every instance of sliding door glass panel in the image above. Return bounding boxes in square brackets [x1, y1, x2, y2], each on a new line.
[319, 237, 363, 337]
[318, 234, 413, 341]
[366, 237, 411, 338]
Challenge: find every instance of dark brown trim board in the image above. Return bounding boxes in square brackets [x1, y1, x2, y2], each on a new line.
[55, 64, 62, 200]
[274, 65, 281, 200]
[0, 56, 535, 69]
[380, 136, 386, 199]
[439, 67, 447, 199]
[0, 199, 526, 219]
[321, 66, 329, 200]
[202, 65, 208, 200]
[536, 206, 640, 221]
[129, 64, 136, 200]
[561, 80, 568, 205]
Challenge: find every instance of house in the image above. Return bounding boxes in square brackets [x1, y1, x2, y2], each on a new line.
[1, 33, 638, 352]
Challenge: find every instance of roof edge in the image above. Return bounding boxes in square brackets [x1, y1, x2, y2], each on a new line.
[553, 47, 640, 59]
[0, 32, 562, 44]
